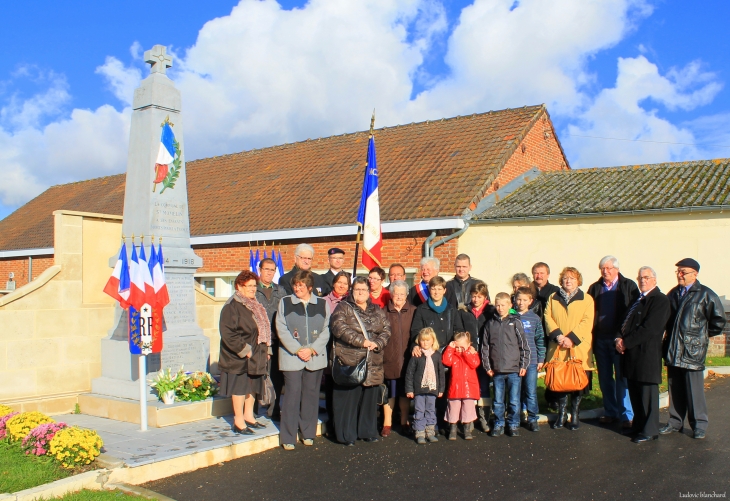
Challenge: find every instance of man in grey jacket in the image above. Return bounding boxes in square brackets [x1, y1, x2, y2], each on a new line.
[256, 258, 287, 418]
[660, 258, 727, 439]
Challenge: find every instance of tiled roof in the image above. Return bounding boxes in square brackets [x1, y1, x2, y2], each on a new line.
[0, 105, 551, 252]
[474, 158, 730, 220]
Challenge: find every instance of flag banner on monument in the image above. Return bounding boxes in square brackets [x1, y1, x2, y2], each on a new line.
[128, 303, 163, 355]
[153, 121, 175, 185]
[356, 134, 382, 270]
[138, 243, 156, 307]
[152, 242, 170, 309]
[103, 243, 131, 309]
[128, 244, 147, 311]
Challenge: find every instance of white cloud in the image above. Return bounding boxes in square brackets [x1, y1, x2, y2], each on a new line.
[95, 56, 142, 107]
[563, 56, 723, 167]
[0, 0, 726, 215]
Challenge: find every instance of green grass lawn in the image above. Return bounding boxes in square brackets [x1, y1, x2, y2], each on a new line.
[706, 356, 730, 367]
[43, 489, 149, 500]
[0, 439, 70, 494]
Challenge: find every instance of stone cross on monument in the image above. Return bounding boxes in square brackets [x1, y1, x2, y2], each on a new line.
[145, 45, 172, 75]
[91, 44, 210, 402]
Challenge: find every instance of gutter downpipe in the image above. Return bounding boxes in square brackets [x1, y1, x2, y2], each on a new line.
[428, 219, 470, 258]
[28, 256, 32, 282]
[424, 232, 437, 257]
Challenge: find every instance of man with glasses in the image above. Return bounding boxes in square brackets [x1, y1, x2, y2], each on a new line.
[660, 258, 726, 439]
[388, 263, 407, 285]
[279, 243, 331, 297]
[322, 248, 351, 290]
[587, 255, 639, 430]
[256, 258, 287, 418]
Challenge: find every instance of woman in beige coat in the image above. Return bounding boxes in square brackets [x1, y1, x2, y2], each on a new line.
[545, 267, 595, 431]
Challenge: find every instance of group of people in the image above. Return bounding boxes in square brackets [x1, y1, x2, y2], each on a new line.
[216, 243, 727, 449]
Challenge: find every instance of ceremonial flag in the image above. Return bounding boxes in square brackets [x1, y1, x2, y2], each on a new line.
[128, 244, 147, 311]
[103, 243, 131, 309]
[356, 134, 382, 270]
[138, 243, 156, 306]
[254, 249, 261, 273]
[249, 249, 255, 272]
[273, 250, 282, 284]
[151, 242, 170, 309]
[276, 250, 285, 283]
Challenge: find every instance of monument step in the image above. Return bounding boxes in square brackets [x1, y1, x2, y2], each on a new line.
[78, 393, 233, 428]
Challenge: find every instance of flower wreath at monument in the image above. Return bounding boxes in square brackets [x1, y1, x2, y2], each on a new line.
[153, 117, 183, 194]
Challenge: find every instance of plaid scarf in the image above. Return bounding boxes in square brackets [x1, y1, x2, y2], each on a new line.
[420, 349, 438, 391]
[234, 291, 272, 346]
[559, 287, 580, 304]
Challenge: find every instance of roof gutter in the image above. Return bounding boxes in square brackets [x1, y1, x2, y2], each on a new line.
[190, 217, 465, 246]
[0, 247, 54, 259]
[473, 205, 730, 224]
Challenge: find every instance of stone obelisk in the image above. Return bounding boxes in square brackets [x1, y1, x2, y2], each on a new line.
[92, 45, 209, 401]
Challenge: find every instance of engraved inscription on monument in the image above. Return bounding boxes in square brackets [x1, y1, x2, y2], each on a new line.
[159, 339, 208, 371]
[163, 274, 196, 325]
[151, 200, 189, 237]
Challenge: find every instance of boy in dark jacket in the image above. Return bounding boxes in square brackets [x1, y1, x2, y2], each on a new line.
[514, 287, 545, 431]
[406, 327, 446, 444]
[482, 292, 530, 437]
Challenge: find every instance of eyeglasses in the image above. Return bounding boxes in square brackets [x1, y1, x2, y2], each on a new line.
[352, 288, 369, 294]
[261, 267, 276, 272]
[675, 269, 696, 276]
[242, 284, 257, 289]
[637, 276, 654, 281]
[368, 277, 382, 282]
[296, 255, 313, 262]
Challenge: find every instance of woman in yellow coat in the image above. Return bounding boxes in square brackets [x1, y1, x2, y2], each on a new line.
[545, 267, 595, 431]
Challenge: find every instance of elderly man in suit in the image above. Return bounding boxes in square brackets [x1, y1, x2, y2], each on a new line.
[615, 266, 670, 443]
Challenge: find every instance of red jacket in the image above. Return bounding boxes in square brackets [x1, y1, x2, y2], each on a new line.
[442, 345, 481, 399]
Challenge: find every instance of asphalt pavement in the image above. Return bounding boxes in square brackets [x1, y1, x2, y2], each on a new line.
[145, 377, 730, 501]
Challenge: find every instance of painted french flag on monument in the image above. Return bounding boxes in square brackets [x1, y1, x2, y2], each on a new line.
[357, 134, 382, 270]
[103, 243, 131, 309]
[153, 122, 175, 185]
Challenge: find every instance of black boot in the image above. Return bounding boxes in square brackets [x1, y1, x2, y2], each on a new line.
[477, 406, 490, 433]
[552, 396, 568, 429]
[448, 423, 458, 441]
[566, 396, 582, 431]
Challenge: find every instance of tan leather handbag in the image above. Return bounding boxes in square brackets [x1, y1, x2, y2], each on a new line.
[544, 347, 588, 392]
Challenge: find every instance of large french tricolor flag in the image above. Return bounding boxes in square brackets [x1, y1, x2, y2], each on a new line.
[103, 243, 131, 309]
[151, 243, 170, 309]
[357, 134, 382, 270]
[138, 243, 156, 307]
[153, 122, 175, 185]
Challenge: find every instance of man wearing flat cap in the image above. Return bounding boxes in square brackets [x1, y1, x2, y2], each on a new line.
[660, 258, 726, 439]
[322, 247, 351, 290]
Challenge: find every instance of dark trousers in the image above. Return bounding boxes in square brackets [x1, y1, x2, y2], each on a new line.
[333, 383, 378, 443]
[667, 366, 708, 432]
[269, 345, 284, 418]
[627, 379, 659, 437]
[280, 369, 323, 445]
[324, 374, 335, 433]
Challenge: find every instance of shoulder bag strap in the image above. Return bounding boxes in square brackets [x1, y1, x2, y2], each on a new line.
[349, 304, 371, 360]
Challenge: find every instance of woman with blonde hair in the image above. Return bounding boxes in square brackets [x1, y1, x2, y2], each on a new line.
[544, 267, 595, 431]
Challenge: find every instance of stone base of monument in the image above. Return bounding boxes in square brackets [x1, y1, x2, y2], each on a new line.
[77, 393, 233, 428]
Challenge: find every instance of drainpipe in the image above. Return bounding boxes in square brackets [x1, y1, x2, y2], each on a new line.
[28, 256, 33, 283]
[423, 232, 437, 257]
[428, 220, 470, 258]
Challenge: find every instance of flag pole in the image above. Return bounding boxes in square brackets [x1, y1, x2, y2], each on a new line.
[352, 110, 375, 278]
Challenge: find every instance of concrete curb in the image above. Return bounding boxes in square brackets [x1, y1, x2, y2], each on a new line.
[107, 483, 179, 501]
[2, 469, 111, 501]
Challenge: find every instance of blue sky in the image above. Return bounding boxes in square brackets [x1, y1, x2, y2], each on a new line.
[1, 0, 729, 220]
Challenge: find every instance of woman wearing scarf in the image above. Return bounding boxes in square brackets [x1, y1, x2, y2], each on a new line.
[218, 270, 273, 436]
[456, 280, 495, 433]
[544, 267, 595, 431]
[275, 270, 331, 450]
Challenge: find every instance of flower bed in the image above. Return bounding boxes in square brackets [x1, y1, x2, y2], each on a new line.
[0, 405, 105, 493]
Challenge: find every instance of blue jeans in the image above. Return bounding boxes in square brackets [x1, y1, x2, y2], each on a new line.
[520, 364, 539, 422]
[413, 394, 437, 431]
[492, 372, 521, 429]
[594, 337, 633, 421]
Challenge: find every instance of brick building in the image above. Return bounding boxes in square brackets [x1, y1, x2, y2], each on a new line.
[0, 104, 568, 296]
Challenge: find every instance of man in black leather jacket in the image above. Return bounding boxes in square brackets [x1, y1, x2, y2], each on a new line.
[660, 258, 726, 439]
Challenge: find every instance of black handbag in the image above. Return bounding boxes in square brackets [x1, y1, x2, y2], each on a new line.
[376, 383, 389, 406]
[331, 305, 371, 387]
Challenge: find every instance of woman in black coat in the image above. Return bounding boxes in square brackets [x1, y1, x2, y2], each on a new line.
[616, 266, 670, 443]
[410, 276, 461, 353]
[219, 270, 272, 435]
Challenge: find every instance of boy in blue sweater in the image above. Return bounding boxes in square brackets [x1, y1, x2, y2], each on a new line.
[515, 287, 545, 431]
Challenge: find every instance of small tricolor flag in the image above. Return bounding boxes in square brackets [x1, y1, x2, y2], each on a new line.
[357, 132, 382, 270]
[151, 242, 170, 309]
[128, 244, 147, 311]
[103, 243, 131, 309]
[138, 243, 156, 307]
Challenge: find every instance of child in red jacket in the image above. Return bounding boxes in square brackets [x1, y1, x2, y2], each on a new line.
[442, 331, 481, 440]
